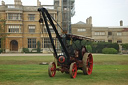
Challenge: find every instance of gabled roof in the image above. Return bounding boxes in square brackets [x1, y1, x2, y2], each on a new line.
[76, 21, 86, 24]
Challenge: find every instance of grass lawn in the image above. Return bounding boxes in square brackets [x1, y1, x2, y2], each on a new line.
[0, 54, 128, 85]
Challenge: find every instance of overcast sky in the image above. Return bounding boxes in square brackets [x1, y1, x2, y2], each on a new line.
[1, 0, 128, 26]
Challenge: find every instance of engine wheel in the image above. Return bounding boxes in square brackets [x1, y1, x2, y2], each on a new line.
[48, 62, 56, 77]
[82, 53, 93, 75]
[69, 62, 77, 78]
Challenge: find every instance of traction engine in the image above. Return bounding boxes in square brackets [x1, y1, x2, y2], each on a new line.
[38, 8, 93, 78]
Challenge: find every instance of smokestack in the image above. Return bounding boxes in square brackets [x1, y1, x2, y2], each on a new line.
[120, 20, 123, 26]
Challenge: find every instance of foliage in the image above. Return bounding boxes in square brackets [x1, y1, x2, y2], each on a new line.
[91, 42, 119, 53]
[37, 41, 41, 53]
[102, 48, 118, 54]
[86, 45, 92, 52]
[71, 40, 93, 50]
[67, 40, 119, 53]
[72, 40, 81, 50]
[22, 48, 29, 53]
[0, 16, 7, 52]
[0, 48, 3, 53]
[121, 43, 128, 50]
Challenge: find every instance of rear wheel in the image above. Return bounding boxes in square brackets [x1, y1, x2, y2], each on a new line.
[69, 62, 77, 78]
[82, 53, 93, 75]
[48, 62, 56, 77]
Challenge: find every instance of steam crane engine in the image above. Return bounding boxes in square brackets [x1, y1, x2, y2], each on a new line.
[38, 7, 93, 78]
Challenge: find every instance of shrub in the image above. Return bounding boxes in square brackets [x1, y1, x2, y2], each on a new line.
[23, 48, 29, 53]
[0, 49, 3, 53]
[92, 42, 119, 53]
[122, 43, 128, 50]
[102, 48, 118, 54]
[37, 41, 41, 53]
[86, 45, 92, 52]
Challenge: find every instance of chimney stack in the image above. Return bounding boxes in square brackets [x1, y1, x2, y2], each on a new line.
[37, 0, 41, 6]
[89, 16, 92, 24]
[14, 0, 22, 5]
[1, 0, 5, 5]
[120, 20, 123, 26]
[86, 16, 92, 24]
[86, 18, 88, 24]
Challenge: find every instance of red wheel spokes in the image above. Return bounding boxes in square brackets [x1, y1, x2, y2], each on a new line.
[51, 63, 56, 77]
[86, 54, 93, 75]
[72, 63, 77, 78]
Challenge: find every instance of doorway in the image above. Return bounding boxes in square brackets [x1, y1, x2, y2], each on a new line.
[10, 40, 18, 51]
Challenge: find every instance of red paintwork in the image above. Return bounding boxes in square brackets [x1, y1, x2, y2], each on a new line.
[50, 62, 56, 77]
[58, 56, 65, 63]
[71, 63, 77, 78]
[86, 54, 93, 75]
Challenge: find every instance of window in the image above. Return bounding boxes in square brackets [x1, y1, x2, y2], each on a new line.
[42, 38, 55, 48]
[108, 32, 112, 35]
[8, 6, 15, 8]
[0, 38, 1, 48]
[50, 13, 55, 19]
[117, 40, 122, 43]
[43, 26, 54, 33]
[77, 29, 86, 32]
[8, 25, 20, 33]
[95, 40, 105, 42]
[117, 32, 122, 36]
[28, 14, 35, 21]
[8, 13, 22, 20]
[28, 38, 36, 48]
[44, 38, 52, 48]
[28, 25, 35, 33]
[108, 40, 112, 43]
[94, 32, 105, 35]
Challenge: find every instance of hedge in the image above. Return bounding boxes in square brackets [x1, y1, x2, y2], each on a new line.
[92, 42, 119, 53]
[0, 49, 3, 53]
[102, 48, 118, 54]
[22, 48, 29, 53]
[121, 43, 128, 50]
[86, 45, 92, 52]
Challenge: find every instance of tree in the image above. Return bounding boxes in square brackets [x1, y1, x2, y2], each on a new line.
[0, 16, 7, 52]
[37, 41, 41, 53]
[86, 45, 92, 52]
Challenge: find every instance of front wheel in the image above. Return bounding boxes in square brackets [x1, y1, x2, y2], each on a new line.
[69, 62, 77, 78]
[48, 62, 56, 77]
[82, 53, 93, 75]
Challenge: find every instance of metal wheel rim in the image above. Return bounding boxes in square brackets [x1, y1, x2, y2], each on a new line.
[48, 62, 56, 77]
[86, 54, 93, 75]
[70, 62, 77, 78]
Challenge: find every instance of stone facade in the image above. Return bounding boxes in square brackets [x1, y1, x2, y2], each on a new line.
[72, 17, 128, 44]
[0, 0, 61, 53]
[0, 0, 128, 53]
